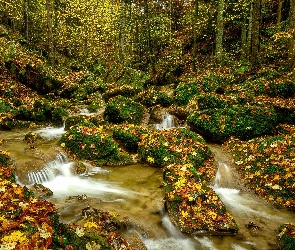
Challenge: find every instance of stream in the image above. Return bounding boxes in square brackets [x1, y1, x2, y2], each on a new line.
[1, 126, 295, 250]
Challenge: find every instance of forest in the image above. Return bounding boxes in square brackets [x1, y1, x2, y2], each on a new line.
[0, 0, 295, 249]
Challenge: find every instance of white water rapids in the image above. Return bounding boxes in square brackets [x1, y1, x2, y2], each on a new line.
[1, 125, 295, 250]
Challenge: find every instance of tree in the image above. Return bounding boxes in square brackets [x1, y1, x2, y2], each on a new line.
[46, 0, 54, 65]
[289, 0, 295, 69]
[192, 0, 199, 72]
[251, 0, 261, 69]
[277, 0, 285, 30]
[216, 0, 225, 62]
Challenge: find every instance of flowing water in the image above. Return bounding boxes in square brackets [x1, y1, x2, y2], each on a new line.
[155, 113, 174, 130]
[0, 127, 295, 250]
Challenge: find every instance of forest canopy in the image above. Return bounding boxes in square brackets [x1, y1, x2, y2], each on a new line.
[0, 0, 294, 73]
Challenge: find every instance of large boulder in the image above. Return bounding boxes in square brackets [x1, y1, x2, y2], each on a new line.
[58, 121, 131, 164]
[103, 95, 145, 125]
[187, 105, 278, 142]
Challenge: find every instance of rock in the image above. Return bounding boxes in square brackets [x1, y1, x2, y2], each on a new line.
[30, 183, 53, 199]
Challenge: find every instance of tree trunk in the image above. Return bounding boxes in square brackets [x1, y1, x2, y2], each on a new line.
[169, 0, 172, 42]
[192, 0, 199, 72]
[46, 0, 54, 65]
[216, 0, 225, 61]
[251, 0, 261, 69]
[276, 0, 284, 30]
[247, 2, 253, 58]
[240, 16, 248, 61]
[23, 0, 29, 42]
[289, 0, 295, 69]
[119, 0, 126, 62]
[144, 0, 154, 71]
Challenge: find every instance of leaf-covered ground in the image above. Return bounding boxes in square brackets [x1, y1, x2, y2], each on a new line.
[224, 125, 295, 210]
[224, 125, 295, 249]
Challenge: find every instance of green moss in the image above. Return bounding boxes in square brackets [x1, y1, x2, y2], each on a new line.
[0, 100, 11, 112]
[197, 94, 227, 110]
[0, 150, 10, 168]
[103, 85, 142, 102]
[59, 226, 111, 250]
[134, 85, 174, 108]
[51, 107, 68, 126]
[187, 105, 278, 142]
[174, 81, 200, 106]
[64, 116, 86, 130]
[58, 121, 121, 163]
[103, 96, 144, 125]
[24, 132, 43, 144]
[112, 124, 148, 153]
[278, 224, 295, 250]
[138, 128, 212, 167]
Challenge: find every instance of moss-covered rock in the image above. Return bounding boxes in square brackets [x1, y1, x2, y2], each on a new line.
[278, 223, 295, 250]
[174, 81, 200, 106]
[13, 99, 68, 126]
[224, 134, 295, 210]
[135, 86, 174, 108]
[59, 121, 119, 161]
[187, 105, 278, 142]
[164, 163, 238, 234]
[5, 59, 62, 95]
[197, 93, 228, 110]
[112, 123, 149, 153]
[102, 85, 142, 102]
[24, 132, 43, 147]
[64, 116, 86, 131]
[75, 161, 87, 174]
[59, 121, 131, 164]
[103, 96, 144, 125]
[138, 128, 212, 167]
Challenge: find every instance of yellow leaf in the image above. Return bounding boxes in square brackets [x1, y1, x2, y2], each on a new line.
[84, 221, 98, 229]
[181, 210, 189, 218]
[2, 231, 27, 243]
[194, 183, 202, 192]
[147, 156, 155, 164]
[208, 211, 217, 220]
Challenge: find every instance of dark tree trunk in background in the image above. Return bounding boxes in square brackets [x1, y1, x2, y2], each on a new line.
[251, 0, 261, 69]
[46, 0, 55, 65]
[216, 0, 225, 62]
[276, 0, 284, 30]
[289, 0, 295, 69]
[23, 0, 29, 42]
[192, 0, 199, 72]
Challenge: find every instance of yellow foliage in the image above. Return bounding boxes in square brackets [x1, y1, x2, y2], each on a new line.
[2, 231, 28, 243]
[84, 221, 98, 229]
[147, 156, 155, 164]
[208, 211, 217, 220]
[181, 210, 189, 218]
[194, 183, 203, 192]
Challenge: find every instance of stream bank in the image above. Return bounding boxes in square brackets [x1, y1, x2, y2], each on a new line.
[1, 127, 295, 249]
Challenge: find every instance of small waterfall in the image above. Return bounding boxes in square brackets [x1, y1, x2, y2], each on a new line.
[213, 162, 231, 189]
[27, 153, 69, 184]
[155, 113, 174, 130]
[142, 212, 197, 250]
[35, 124, 66, 140]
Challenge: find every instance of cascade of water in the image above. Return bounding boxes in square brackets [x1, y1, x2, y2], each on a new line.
[142, 215, 197, 250]
[35, 123, 66, 140]
[27, 153, 69, 184]
[213, 162, 230, 188]
[155, 113, 174, 130]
